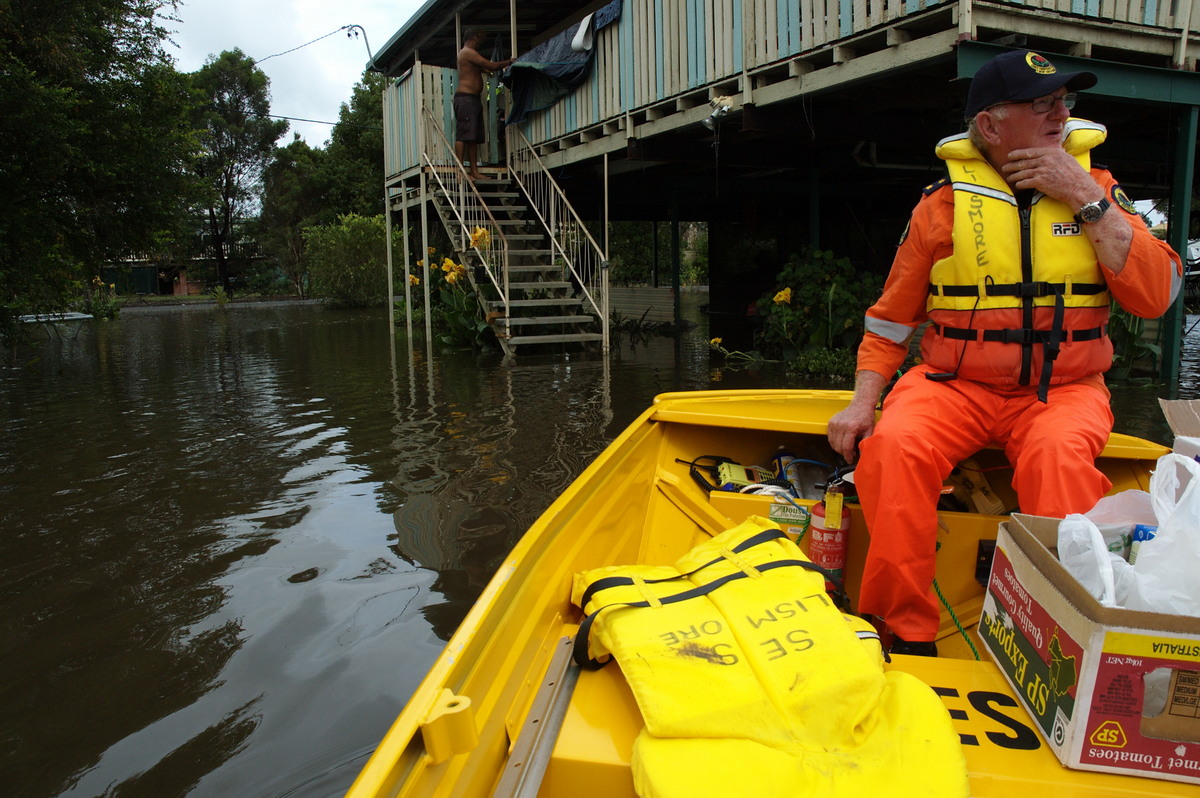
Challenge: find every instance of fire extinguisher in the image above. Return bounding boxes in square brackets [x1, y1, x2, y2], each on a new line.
[809, 479, 850, 588]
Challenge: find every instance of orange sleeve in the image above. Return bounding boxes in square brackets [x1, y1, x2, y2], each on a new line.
[856, 187, 954, 377]
[1093, 170, 1183, 319]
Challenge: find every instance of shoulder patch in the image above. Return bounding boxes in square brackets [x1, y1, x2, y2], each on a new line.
[922, 176, 950, 196]
[1111, 184, 1138, 215]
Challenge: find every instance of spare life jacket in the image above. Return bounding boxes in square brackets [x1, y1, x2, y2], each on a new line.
[571, 515, 970, 798]
[923, 120, 1113, 400]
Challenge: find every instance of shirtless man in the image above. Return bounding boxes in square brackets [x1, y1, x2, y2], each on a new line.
[455, 30, 514, 180]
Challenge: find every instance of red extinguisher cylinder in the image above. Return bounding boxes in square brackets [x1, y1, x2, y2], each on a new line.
[809, 483, 849, 585]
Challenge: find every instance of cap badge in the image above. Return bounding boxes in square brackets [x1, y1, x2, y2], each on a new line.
[1026, 52, 1056, 74]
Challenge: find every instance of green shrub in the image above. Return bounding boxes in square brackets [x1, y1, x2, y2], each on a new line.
[306, 214, 400, 307]
[754, 250, 883, 359]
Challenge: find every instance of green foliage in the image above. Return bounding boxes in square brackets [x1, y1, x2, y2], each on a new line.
[754, 250, 883, 359]
[0, 0, 202, 346]
[607, 221, 708, 286]
[321, 72, 386, 217]
[259, 138, 331, 297]
[80, 277, 122, 321]
[421, 252, 494, 349]
[210, 286, 231, 305]
[190, 49, 289, 294]
[785, 348, 858, 382]
[1108, 301, 1162, 382]
[305, 214, 399, 307]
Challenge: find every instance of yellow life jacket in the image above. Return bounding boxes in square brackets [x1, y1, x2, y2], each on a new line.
[572, 516, 970, 798]
[922, 120, 1113, 398]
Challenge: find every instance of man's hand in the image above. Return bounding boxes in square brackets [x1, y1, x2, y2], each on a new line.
[827, 370, 888, 465]
[1001, 147, 1096, 207]
[827, 402, 877, 465]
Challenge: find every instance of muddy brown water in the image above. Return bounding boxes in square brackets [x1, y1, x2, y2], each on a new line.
[1, 300, 1195, 796]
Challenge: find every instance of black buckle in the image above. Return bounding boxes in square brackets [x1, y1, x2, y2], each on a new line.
[1016, 281, 1053, 298]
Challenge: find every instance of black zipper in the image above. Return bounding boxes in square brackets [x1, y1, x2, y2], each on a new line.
[1019, 205, 1034, 386]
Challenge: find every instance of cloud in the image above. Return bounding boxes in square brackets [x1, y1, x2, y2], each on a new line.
[169, 0, 423, 146]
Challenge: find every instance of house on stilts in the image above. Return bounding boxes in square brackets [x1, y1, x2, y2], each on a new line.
[371, 0, 1200, 376]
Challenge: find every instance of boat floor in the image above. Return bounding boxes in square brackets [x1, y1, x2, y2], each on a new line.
[541, 626, 1190, 797]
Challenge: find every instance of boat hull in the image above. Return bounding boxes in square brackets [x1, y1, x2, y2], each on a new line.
[348, 390, 1180, 797]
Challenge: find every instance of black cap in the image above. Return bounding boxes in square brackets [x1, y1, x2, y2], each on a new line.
[965, 50, 1097, 118]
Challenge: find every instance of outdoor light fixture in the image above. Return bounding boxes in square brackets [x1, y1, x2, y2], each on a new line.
[701, 96, 733, 130]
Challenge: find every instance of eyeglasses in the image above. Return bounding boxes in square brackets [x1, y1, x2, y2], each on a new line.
[989, 93, 1077, 114]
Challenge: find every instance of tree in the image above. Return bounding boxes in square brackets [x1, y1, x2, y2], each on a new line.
[190, 50, 287, 294]
[258, 137, 331, 298]
[0, 0, 201, 344]
[320, 71, 386, 217]
[305, 214, 399, 307]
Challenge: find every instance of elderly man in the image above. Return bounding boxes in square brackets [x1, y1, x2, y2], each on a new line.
[827, 50, 1181, 656]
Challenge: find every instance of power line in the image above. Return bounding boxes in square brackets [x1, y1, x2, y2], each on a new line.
[258, 113, 381, 132]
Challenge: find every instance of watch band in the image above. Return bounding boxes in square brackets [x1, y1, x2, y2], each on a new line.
[1075, 197, 1111, 224]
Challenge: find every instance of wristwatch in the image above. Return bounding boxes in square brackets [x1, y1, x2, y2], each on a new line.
[1076, 197, 1111, 224]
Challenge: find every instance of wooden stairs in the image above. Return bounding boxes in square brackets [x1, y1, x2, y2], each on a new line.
[428, 167, 604, 356]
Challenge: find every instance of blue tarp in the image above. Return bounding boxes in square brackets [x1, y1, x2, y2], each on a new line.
[501, 0, 623, 126]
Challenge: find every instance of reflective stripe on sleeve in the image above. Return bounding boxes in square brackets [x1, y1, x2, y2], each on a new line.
[864, 316, 917, 345]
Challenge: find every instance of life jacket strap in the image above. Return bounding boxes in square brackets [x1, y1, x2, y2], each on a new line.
[928, 281, 1105, 298]
[573, 528, 846, 670]
[932, 324, 1105, 344]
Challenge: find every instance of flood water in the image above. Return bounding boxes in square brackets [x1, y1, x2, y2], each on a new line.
[1, 299, 1196, 797]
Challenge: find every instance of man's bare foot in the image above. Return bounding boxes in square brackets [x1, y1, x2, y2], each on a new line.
[469, 171, 485, 181]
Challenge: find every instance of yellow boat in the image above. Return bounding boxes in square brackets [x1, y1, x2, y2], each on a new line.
[348, 389, 1190, 798]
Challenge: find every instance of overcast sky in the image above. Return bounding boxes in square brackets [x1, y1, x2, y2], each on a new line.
[168, 0, 425, 146]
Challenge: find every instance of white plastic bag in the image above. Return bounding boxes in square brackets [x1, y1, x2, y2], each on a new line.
[1058, 514, 1118, 606]
[1083, 490, 1155, 559]
[1126, 453, 1200, 616]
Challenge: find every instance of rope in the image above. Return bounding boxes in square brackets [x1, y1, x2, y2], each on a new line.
[933, 577, 980, 660]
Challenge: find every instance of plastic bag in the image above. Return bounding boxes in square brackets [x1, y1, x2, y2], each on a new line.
[1083, 490, 1155, 559]
[1126, 453, 1200, 616]
[1057, 514, 1118, 606]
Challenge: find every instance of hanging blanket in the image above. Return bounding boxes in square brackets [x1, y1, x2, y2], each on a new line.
[501, 0, 622, 126]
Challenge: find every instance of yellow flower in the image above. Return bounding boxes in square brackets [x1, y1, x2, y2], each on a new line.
[470, 226, 491, 249]
[710, 337, 722, 347]
[442, 257, 456, 272]
[409, 275, 420, 286]
[773, 287, 792, 305]
[445, 270, 459, 284]
[416, 259, 424, 268]
[427, 246, 436, 255]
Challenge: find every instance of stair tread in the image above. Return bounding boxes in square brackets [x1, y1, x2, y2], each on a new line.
[497, 315, 595, 326]
[507, 333, 604, 345]
[492, 298, 584, 309]
[510, 281, 572, 289]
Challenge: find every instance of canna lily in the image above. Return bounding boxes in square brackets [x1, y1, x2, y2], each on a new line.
[442, 257, 457, 272]
[470, 226, 491, 249]
[773, 287, 792, 305]
[409, 275, 420, 286]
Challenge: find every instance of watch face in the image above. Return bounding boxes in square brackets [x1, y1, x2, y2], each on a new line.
[1080, 203, 1103, 223]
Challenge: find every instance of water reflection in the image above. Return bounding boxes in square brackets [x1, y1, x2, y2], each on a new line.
[0, 302, 1194, 797]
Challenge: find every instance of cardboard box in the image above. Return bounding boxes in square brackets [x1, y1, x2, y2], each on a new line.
[980, 513, 1200, 784]
[1159, 398, 1200, 459]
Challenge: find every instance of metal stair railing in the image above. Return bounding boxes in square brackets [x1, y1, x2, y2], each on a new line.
[506, 124, 609, 352]
[420, 106, 510, 320]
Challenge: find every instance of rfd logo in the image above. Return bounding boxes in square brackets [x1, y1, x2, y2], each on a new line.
[1089, 720, 1128, 748]
[1052, 221, 1082, 236]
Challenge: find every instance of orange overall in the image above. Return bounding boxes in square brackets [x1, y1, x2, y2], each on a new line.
[854, 134, 1180, 642]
